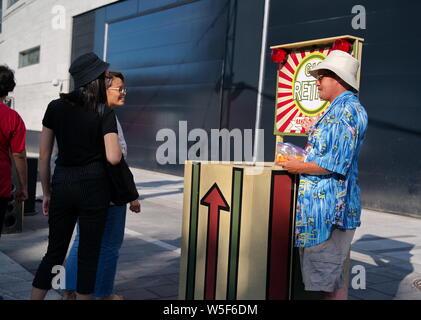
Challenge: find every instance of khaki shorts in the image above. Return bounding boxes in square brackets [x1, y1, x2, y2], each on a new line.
[299, 228, 355, 293]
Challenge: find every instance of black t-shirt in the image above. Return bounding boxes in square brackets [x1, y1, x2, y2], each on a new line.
[42, 98, 118, 166]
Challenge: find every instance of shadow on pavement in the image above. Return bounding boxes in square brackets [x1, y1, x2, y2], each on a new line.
[140, 189, 183, 200]
[349, 234, 415, 300]
[136, 180, 183, 188]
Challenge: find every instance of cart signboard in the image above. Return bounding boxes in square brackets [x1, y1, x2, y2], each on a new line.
[271, 35, 364, 136]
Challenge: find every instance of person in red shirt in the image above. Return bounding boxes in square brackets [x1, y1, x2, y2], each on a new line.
[0, 65, 28, 236]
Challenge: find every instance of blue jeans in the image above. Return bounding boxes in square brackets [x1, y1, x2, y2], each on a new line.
[65, 205, 126, 297]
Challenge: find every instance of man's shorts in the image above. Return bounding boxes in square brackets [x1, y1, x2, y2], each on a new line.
[299, 228, 356, 293]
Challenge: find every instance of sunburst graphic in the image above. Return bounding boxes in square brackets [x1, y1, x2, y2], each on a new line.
[275, 48, 331, 135]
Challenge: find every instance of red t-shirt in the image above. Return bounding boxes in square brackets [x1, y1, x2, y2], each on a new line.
[0, 102, 26, 198]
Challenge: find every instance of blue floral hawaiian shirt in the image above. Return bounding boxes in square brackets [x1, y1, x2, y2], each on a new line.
[295, 91, 368, 248]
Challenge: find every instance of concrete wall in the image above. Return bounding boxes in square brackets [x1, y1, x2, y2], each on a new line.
[0, 0, 119, 132]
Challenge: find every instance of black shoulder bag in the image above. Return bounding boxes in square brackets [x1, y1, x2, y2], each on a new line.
[99, 104, 139, 206]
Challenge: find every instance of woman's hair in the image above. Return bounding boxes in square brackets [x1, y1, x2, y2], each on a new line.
[60, 71, 108, 113]
[0, 65, 16, 97]
[106, 71, 125, 87]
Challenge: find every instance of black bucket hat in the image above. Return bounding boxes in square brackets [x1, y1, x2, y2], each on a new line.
[69, 52, 109, 89]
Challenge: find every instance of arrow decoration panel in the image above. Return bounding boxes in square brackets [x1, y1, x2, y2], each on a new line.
[200, 183, 230, 300]
[180, 162, 299, 300]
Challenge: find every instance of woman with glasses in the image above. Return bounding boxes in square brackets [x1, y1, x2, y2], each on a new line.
[31, 53, 122, 300]
[63, 71, 141, 300]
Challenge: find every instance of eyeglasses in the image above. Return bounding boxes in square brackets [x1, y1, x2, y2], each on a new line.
[316, 72, 335, 81]
[108, 87, 127, 94]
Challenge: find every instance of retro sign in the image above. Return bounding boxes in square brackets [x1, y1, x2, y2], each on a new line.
[272, 36, 364, 137]
[275, 48, 330, 135]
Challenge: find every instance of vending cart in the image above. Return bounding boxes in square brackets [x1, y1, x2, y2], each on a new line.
[179, 35, 364, 300]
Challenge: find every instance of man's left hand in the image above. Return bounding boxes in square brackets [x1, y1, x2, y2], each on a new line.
[279, 156, 304, 174]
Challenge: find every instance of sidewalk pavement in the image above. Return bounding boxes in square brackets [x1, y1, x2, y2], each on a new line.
[1, 167, 421, 300]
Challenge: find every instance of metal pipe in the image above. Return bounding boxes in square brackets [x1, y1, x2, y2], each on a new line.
[103, 23, 109, 61]
[253, 0, 271, 163]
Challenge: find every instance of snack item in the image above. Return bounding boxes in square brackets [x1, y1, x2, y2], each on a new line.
[275, 142, 307, 165]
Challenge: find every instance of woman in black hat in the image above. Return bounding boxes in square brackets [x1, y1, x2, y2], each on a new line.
[63, 71, 140, 300]
[31, 53, 122, 300]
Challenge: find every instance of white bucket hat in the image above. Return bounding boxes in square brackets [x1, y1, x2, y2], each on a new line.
[309, 50, 360, 91]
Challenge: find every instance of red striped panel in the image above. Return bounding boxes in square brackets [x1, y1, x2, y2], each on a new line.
[276, 104, 296, 123]
[278, 92, 291, 98]
[279, 71, 292, 83]
[278, 83, 292, 90]
[277, 98, 294, 108]
[283, 62, 294, 75]
[291, 53, 299, 67]
[279, 109, 299, 132]
[267, 173, 293, 300]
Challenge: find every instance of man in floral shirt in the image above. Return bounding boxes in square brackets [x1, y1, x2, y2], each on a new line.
[280, 50, 368, 300]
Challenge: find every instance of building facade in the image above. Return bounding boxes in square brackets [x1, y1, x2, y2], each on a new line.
[1, 0, 420, 217]
[0, 0, 119, 145]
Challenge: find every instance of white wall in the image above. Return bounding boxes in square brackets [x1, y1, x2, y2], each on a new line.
[0, 0, 119, 131]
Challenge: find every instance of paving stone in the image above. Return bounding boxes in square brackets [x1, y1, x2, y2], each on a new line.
[350, 251, 380, 267]
[45, 290, 63, 300]
[117, 253, 150, 263]
[118, 265, 180, 280]
[364, 271, 401, 285]
[153, 295, 179, 300]
[364, 280, 402, 297]
[115, 275, 175, 290]
[146, 284, 179, 298]
[117, 287, 160, 300]
[393, 292, 421, 300]
[0, 275, 31, 286]
[7, 282, 34, 293]
[6, 271, 35, 281]
[160, 274, 180, 285]
[349, 287, 394, 300]
[348, 294, 362, 300]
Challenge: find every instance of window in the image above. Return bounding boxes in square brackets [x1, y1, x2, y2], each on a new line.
[7, 0, 20, 8]
[19, 46, 40, 68]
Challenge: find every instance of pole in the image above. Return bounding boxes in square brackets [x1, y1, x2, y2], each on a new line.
[253, 0, 271, 163]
